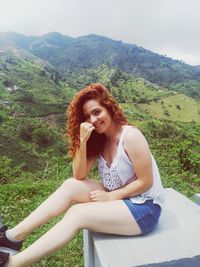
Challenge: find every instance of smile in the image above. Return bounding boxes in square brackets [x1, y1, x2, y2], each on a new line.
[95, 122, 103, 129]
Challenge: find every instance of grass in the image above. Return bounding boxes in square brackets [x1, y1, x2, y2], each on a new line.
[0, 177, 84, 267]
[139, 93, 200, 122]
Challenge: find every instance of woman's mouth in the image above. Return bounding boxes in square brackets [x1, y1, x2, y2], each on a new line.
[95, 122, 103, 129]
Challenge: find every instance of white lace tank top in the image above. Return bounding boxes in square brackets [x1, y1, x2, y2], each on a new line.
[98, 125, 165, 206]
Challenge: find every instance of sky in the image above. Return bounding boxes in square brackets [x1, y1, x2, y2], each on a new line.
[0, 0, 200, 65]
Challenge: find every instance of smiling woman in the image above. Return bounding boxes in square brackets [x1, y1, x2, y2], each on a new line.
[67, 83, 128, 158]
[0, 83, 164, 267]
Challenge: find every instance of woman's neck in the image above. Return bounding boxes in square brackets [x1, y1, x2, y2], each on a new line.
[104, 123, 125, 142]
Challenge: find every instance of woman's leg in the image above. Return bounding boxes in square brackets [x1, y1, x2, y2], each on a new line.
[8, 200, 141, 267]
[7, 178, 104, 241]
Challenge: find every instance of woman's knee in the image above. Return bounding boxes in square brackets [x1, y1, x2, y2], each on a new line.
[67, 203, 84, 216]
[60, 177, 80, 193]
[60, 178, 93, 203]
[61, 177, 77, 187]
[65, 203, 90, 229]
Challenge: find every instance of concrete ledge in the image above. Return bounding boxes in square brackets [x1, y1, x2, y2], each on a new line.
[194, 193, 200, 206]
[83, 188, 200, 267]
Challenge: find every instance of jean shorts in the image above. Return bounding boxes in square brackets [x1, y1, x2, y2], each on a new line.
[123, 199, 161, 235]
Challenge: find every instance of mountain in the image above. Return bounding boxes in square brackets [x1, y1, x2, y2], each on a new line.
[0, 48, 76, 117]
[0, 32, 200, 99]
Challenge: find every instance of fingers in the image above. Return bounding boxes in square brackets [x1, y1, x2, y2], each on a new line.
[90, 190, 109, 202]
[90, 190, 104, 201]
[80, 122, 95, 143]
[90, 190, 99, 201]
[81, 122, 94, 129]
[88, 125, 95, 132]
[80, 122, 95, 133]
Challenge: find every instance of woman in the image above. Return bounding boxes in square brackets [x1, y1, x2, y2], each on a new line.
[0, 83, 164, 267]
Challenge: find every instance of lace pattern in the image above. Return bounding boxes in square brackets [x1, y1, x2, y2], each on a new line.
[99, 165, 122, 191]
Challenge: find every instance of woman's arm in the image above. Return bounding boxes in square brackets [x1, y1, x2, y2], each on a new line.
[110, 127, 153, 200]
[72, 122, 97, 180]
[72, 142, 97, 180]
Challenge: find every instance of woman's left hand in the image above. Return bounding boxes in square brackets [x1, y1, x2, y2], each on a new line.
[90, 190, 112, 202]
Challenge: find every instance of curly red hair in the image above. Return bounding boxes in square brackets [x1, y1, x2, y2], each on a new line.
[67, 83, 128, 158]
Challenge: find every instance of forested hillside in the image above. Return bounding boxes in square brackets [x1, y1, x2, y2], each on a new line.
[0, 32, 199, 267]
[1, 32, 200, 98]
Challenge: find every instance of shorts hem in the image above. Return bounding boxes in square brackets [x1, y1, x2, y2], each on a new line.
[123, 198, 161, 235]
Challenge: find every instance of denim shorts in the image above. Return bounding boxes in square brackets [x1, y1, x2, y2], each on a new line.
[123, 199, 161, 235]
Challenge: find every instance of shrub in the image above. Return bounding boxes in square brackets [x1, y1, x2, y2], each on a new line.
[32, 128, 55, 148]
[178, 145, 200, 174]
[0, 156, 20, 183]
[3, 80, 12, 87]
[146, 121, 180, 139]
[164, 109, 170, 116]
[19, 123, 34, 141]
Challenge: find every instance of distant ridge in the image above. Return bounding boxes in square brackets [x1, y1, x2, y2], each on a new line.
[0, 31, 200, 99]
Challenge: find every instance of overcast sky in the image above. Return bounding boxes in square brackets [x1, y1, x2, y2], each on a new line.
[0, 0, 200, 65]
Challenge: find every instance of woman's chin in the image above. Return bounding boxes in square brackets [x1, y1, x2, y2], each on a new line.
[95, 128, 102, 133]
[95, 126, 104, 133]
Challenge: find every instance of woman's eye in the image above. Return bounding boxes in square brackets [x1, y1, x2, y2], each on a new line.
[94, 110, 100, 115]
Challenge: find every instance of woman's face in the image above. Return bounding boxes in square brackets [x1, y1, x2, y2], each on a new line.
[83, 99, 112, 133]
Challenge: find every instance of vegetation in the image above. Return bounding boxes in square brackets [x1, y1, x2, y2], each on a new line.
[139, 94, 200, 122]
[1, 32, 200, 99]
[0, 33, 199, 266]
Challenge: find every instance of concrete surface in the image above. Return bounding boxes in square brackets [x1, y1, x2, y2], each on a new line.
[194, 193, 200, 206]
[83, 188, 200, 267]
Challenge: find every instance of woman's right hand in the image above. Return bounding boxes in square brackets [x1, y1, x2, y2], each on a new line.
[80, 122, 95, 143]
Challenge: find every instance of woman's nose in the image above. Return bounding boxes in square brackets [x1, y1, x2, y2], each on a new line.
[90, 115, 97, 124]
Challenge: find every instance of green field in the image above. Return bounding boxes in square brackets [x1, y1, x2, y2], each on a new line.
[139, 93, 200, 122]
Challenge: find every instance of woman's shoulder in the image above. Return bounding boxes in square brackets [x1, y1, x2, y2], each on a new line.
[124, 125, 144, 138]
[124, 125, 149, 149]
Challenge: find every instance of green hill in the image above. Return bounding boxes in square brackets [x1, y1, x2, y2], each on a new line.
[0, 49, 76, 117]
[1, 32, 200, 99]
[139, 93, 200, 122]
[0, 49, 76, 175]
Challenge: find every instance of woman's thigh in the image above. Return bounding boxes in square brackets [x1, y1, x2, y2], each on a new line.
[67, 200, 142, 236]
[63, 177, 105, 203]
